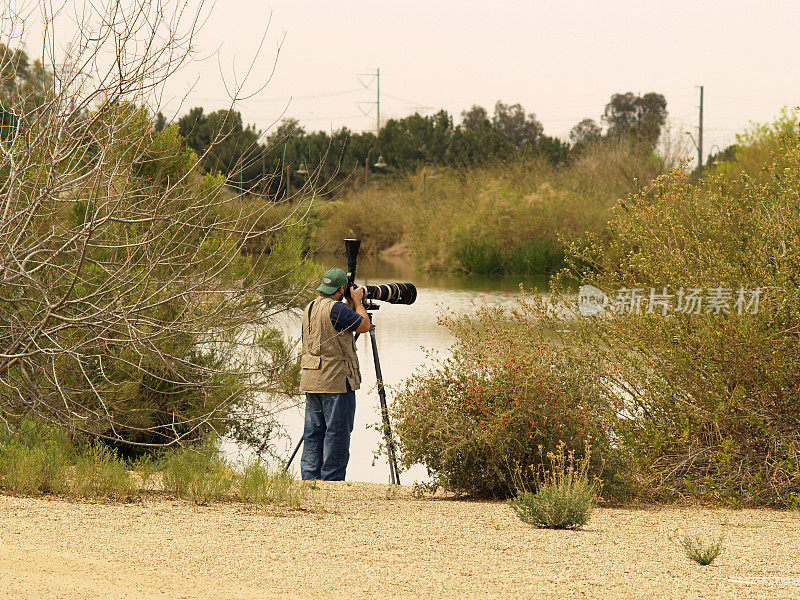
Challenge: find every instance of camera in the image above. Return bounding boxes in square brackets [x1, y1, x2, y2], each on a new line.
[344, 238, 417, 308]
[353, 282, 417, 305]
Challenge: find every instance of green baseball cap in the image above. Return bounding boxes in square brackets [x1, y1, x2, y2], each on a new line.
[316, 268, 348, 294]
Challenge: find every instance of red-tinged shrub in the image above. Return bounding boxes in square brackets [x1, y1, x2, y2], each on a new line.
[392, 304, 618, 498]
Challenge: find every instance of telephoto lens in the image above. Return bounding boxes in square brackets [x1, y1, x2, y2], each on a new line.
[364, 283, 417, 305]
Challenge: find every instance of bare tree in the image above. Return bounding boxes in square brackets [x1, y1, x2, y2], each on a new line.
[0, 0, 318, 451]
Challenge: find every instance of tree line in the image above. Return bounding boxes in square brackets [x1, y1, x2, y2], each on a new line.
[166, 92, 670, 198]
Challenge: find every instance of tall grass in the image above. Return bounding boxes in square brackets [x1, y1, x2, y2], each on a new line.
[239, 458, 306, 507]
[71, 441, 136, 501]
[0, 421, 308, 507]
[159, 437, 234, 504]
[0, 422, 72, 495]
[0, 423, 134, 499]
[313, 140, 667, 274]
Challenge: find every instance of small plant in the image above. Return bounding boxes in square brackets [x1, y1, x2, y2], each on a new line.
[160, 437, 234, 505]
[238, 459, 306, 507]
[131, 453, 159, 491]
[384, 484, 399, 500]
[70, 441, 135, 501]
[411, 480, 440, 499]
[509, 442, 597, 530]
[672, 532, 725, 566]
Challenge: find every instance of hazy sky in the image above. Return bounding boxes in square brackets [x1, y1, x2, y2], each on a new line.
[24, 1, 800, 165]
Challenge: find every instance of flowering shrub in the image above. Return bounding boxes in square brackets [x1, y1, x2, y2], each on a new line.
[392, 304, 615, 498]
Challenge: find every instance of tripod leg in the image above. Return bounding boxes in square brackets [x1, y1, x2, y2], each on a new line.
[369, 321, 401, 485]
[283, 435, 303, 473]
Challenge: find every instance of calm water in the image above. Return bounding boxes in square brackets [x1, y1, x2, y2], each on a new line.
[224, 255, 549, 484]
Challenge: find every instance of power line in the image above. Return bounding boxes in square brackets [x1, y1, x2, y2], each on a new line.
[186, 88, 364, 104]
[383, 92, 426, 106]
[301, 114, 365, 122]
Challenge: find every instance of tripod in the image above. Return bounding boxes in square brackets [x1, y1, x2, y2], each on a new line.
[284, 312, 401, 485]
[367, 313, 401, 485]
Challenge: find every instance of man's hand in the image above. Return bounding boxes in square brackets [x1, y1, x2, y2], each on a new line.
[348, 285, 371, 334]
[347, 285, 365, 309]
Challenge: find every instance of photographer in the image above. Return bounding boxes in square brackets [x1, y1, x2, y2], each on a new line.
[299, 268, 370, 481]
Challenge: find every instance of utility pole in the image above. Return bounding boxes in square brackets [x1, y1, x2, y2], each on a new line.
[697, 85, 704, 169]
[357, 68, 381, 138]
[376, 67, 380, 138]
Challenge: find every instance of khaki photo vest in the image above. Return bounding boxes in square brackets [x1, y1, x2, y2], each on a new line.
[299, 296, 362, 393]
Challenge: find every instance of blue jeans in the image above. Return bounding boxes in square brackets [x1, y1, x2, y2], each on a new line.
[300, 389, 356, 481]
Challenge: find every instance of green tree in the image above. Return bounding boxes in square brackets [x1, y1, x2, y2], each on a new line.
[449, 125, 512, 165]
[460, 104, 490, 131]
[492, 101, 543, 148]
[569, 118, 602, 145]
[177, 107, 262, 190]
[378, 110, 455, 170]
[537, 134, 571, 164]
[0, 45, 54, 138]
[602, 92, 667, 147]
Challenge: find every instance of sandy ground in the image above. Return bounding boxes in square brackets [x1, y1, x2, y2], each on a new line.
[1, 482, 799, 600]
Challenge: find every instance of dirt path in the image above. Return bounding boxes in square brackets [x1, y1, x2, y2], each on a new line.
[1, 482, 798, 599]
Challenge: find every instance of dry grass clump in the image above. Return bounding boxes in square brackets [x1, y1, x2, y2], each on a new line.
[510, 443, 597, 530]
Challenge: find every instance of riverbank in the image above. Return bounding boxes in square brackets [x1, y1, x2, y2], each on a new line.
[2, 482, 798, 599]
[312, 146, 666, 275]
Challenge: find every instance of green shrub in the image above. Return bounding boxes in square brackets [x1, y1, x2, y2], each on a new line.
[238, 459, 306, 507]
[160, 437, 233, 504]
[0, 421, 72, 495]
[557, 112, 800, 506]
[0, 441, 67, 496]
[510, 443, 596, 529]
[392, 304, 616, 498]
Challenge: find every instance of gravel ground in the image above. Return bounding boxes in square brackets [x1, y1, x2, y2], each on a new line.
[1, 482, 798, 599]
